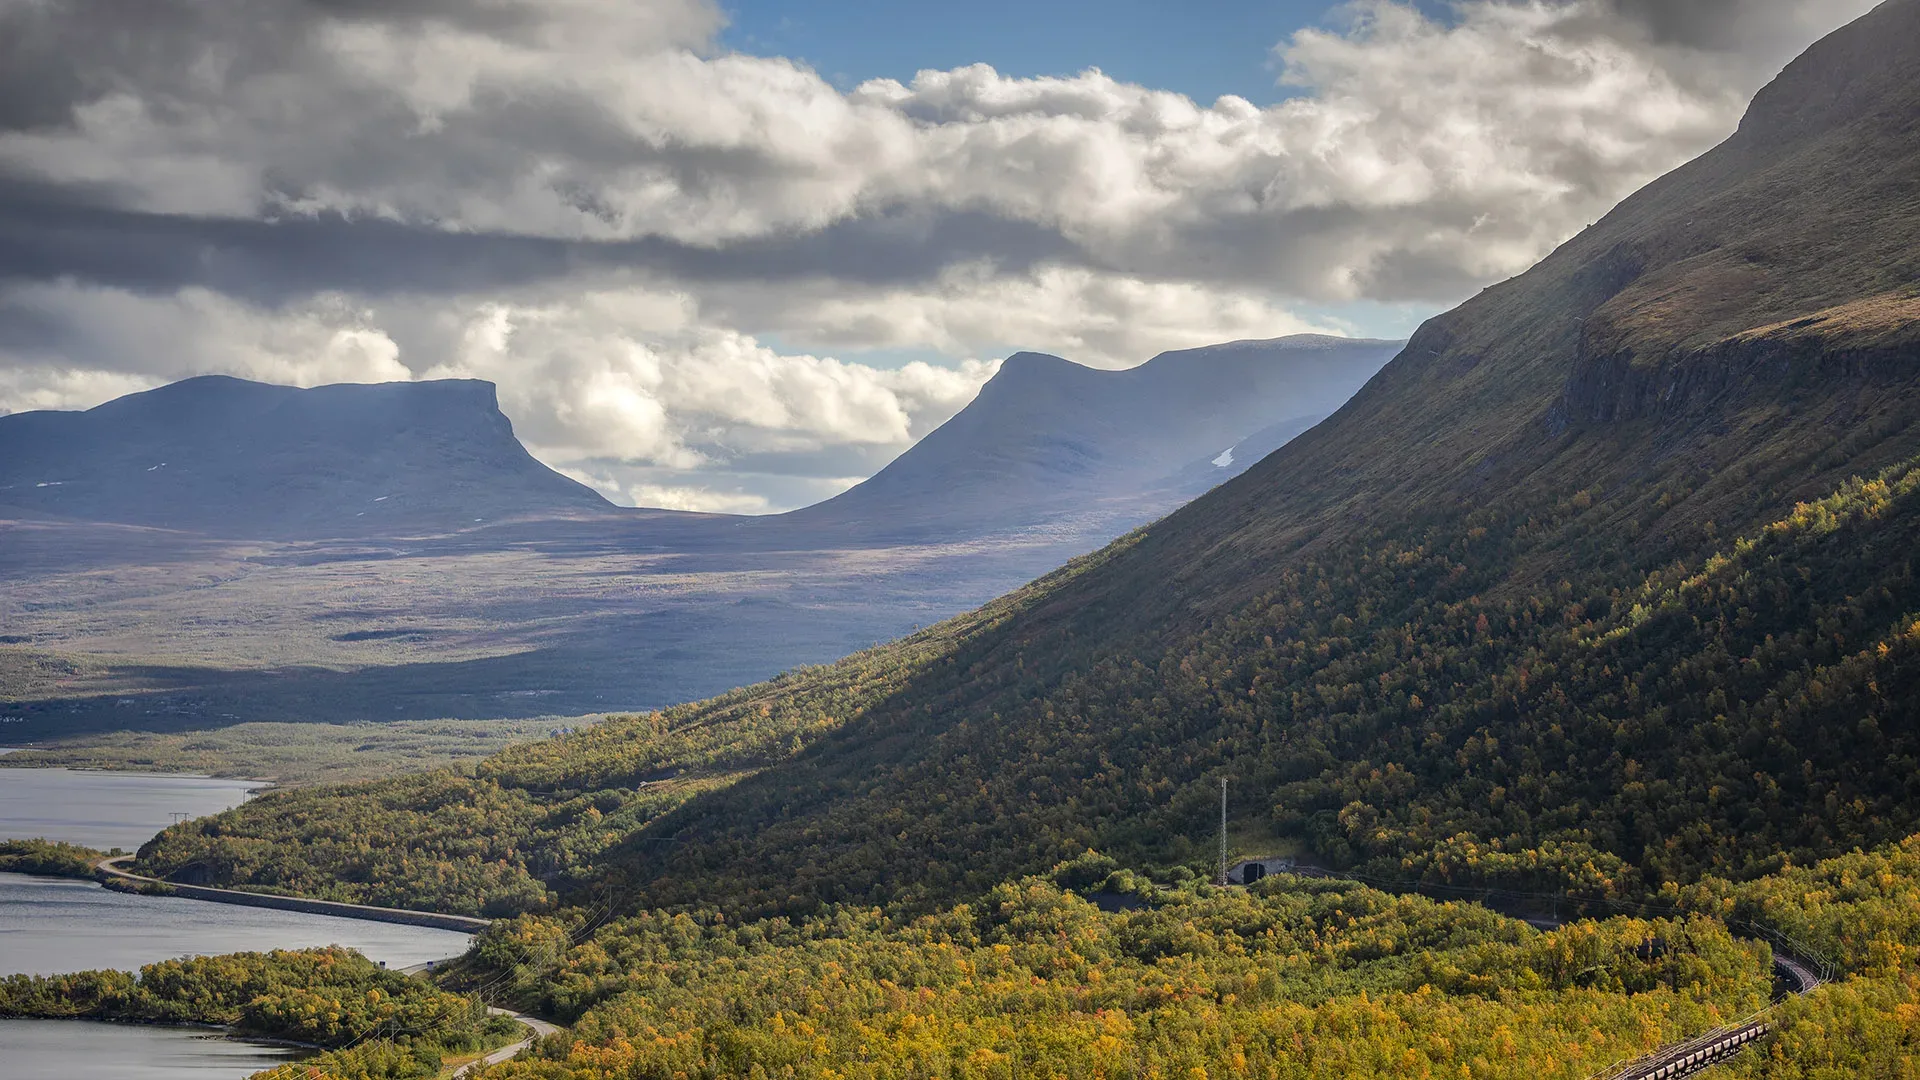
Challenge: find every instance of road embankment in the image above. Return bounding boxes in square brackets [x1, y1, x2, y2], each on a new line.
[95, 857, 490, 933]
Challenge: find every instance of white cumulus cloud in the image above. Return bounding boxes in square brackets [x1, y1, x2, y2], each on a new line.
[0, 0, 1883, 510]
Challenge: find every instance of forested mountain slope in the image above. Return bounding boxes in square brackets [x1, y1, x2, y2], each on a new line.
[142, 0, 1920, 918]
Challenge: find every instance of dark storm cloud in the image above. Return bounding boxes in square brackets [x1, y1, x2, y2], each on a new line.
[1606, 0, 1799, 47]
[0, 177, 1084, 303]
[0, 2, 317, 134]
[1559, 0, 1880, 62]
[0, 0, 713, 132]
[0, 0, 1870, 311]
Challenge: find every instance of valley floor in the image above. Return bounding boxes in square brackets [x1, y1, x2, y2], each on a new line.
[0, 516, 1087, 736]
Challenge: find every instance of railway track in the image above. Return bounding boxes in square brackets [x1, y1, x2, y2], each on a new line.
[1276, 864, 1828, 1079]
[1590, 951, 1824, 1080]
[1602, 1019, 1773, 1080]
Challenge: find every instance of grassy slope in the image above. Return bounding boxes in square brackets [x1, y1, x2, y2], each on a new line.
[141, 0, 1920, 919]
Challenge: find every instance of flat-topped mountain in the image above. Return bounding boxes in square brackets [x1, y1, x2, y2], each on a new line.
[0, 375, 616, 536]
[785, 334, 1400, 539]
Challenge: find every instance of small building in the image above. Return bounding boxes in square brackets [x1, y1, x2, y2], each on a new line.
[1227, 855, 1294, 885]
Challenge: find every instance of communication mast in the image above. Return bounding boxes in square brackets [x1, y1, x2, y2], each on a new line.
[1219, 776, 1228, 886]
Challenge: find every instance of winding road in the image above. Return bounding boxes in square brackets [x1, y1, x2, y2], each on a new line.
[92, 856, 563, 1074]
[456, 1008, 562, 1077]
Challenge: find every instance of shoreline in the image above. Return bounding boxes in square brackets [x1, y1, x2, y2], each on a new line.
[0, 755, 279, 788]
[96, 857, 492, 933]
[0, 1013, 323, 1052]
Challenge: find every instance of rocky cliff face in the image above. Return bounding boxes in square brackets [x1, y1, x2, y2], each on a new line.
[1557, 309, 1920, 428]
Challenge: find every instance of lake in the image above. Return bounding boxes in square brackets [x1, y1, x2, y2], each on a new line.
[0, 1018, 310, 1079]
[0, 872, 473, 976]
[0, 766, 260, 851]
[0, 766, 477, 1075]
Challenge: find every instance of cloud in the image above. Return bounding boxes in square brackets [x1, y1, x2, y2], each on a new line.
[1594, 0, 1878, 54]
[0, 0, 1883, 510]
[0, 365, 160, 416]
[0, 278, 1009, 511]
[0, 282, 413, 390]
[726, 264, 1338, 369]
[409, 289, 1003, 466]
[0, 0, 1868, 299]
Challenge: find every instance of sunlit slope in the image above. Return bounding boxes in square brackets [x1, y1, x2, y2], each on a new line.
[141, 0, 1920, 916]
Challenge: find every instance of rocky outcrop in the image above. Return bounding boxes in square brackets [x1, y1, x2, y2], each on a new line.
[1557, 302, 1920, 427]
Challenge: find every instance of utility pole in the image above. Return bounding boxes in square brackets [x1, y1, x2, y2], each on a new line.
[1219, 776, 1228, 886]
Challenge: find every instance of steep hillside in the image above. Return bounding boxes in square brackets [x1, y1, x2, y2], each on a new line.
[141, 0, 1920, 917]
[785, 335, 1399, 540]
[0, 375, 617, 536]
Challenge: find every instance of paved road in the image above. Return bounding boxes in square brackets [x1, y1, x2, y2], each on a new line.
[94, 856, 491, 932]
[95, 857, 565, 1074]
[455, 1008, 562, 1077]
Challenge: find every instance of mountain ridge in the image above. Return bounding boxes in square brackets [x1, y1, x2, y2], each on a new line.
[787, 333, 1402, 539]
[0, 335, 1401, 731]
[0, 374, 619, 537]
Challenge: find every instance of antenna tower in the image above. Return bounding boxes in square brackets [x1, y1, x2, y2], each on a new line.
[1219, 776, 1228, 886]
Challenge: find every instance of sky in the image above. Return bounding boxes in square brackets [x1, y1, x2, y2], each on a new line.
[719, 1, 1421, 105]
[0, 0, 1883, 514]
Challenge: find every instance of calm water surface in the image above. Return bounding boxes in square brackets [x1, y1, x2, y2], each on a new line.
[0, 767, 474, 1075]
[0, 873, 472, 976]
[0, 1018, 308, 1079]
[0, 767, 259, 851]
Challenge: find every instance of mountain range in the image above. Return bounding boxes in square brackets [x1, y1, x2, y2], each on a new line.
[0, 335, 1396, 544]
[128, 0, 1920, 919]
[0, 335, 1392, 732]
[787, 335, 1399, 540]
[15, 6, 1918, 1079]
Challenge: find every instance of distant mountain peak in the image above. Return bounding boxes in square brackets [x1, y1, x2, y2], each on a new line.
[0, 375, 612, 538]
[787, 335, 1404, 541]
[997, 350, 1075, 369]
[1159, 333, 1400, 355]
[983, 351, 1088, 388]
